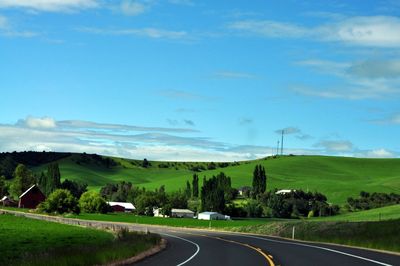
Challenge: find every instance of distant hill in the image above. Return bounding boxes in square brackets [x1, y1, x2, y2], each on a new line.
[1, 151, 400, 205]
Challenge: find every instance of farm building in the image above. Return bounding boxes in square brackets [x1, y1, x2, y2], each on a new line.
[18, 185, 46, 209]
[153, 207, 168, 217]
[275, 189, 295, 195]
[171, 208, 195, 218]
[198, 212, 230, 220]
[238, 186, 251, 196]
[107, 202, 135, 212]
[0, 196, 17, 207]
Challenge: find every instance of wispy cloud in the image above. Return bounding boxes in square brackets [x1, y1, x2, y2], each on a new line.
[78, 26, 187, 39]
[314, 140, 353, 152]
[118, 0, 152, 16]
[370, 113, 400, 124]
[229, 16, 400, 48]
[275, 127, 301, 135]
[158, 89, 212, 101]
[294, 58, 400, 100]
[354, 148, 395, 158]
[213, 71, 257, 79]
[168, 0, 194, 6]
[238, 118, 253, 125]
[0, 14, 39, 38]
[0, 0, 99, 12]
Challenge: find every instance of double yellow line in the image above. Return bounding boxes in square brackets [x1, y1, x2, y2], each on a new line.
[175, 231, 276, 266]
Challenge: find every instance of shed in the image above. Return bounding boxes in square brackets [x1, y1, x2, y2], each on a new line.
[198, 211, 230, 220]
[107, 202, 135, 212]
[18, 185, 46, 209]
[1, 196, 17, 207]
[171, 208, 194, 218]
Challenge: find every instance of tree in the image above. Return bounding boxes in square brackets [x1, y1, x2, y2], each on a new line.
[252, 165, 267, 198]
[79, 191, 109, 213]
[0, 175, 7, 197]
[45, 163, 61, 195]
[192, 174, 199, 198]
[200, 176, 225, 213]
[142, 158, 151, 168]
[185, 180, 191, 198]
[38, 189, 80, 214]
[10, 164, 35, 197]
[60, 179, 87, 199]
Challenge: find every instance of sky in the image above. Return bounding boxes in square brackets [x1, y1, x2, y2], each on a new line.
[0, 0, 400, 161]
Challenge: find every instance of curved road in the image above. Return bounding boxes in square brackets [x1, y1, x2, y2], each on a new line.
[2, 210, 399, 266]
[133, 225, 400, 266]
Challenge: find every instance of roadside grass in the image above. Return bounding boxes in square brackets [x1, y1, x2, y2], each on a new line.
[32, 154, 400, 205]
[312, 204, 400, 222]
[67, 212, 290, 228]
[231, 219, 400, 252]
[0, 214, 160, 266]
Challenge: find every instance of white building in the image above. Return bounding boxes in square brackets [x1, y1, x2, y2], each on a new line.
[198, 211, 230, 220]
[275, 189, 295, 195]
[107, 202, 135, 212]
[153, 207, 168, 217]
[171, 208, 195, 218]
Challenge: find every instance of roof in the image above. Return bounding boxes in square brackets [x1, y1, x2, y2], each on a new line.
[107, 202, 135, 209]
[171, 208, 194, 214]
[1, 196, 9, 201]
[276, 189, 295, 194]
[19, 185, 37, 199]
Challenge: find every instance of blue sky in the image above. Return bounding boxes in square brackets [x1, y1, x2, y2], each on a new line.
[1, 0, 400, 161]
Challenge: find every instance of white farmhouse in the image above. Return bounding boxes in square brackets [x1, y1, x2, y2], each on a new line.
[275, 189, 295, 195]
[107, 202, 135, 212]
[171, 208, 195, 218]
[198, 211, 230, 220]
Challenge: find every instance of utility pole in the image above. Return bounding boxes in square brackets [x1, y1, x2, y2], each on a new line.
[281, 130, 284, 155]
[277, 140, 280, 156]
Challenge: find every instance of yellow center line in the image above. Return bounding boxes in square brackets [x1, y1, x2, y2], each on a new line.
[177, 231, 276, 266]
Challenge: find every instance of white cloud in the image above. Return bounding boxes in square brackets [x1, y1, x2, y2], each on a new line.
[348, 60, 400, 79]
[314, 140, 353, 152]
[119, 0, 148, 16]
[0, 0, 99, 12]
[18, 116, 56, 129]
[355, 148, 395, 158]
[229, 16, 400, 48]
[0, 15, 7, 29]
[213, 71, 257, 79]
[78, 27, 187, 39]
[371, 113, 400, 124]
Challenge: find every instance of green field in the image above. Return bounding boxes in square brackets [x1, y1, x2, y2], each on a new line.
[0, 213, 160, 266]
[313, 204, 400, 222]
[31, 154, 400, 205]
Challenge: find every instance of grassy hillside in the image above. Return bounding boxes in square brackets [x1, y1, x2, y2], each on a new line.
[22, 153, 400, 205]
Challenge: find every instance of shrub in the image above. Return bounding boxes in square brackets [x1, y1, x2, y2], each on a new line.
[38, 189, 80, 214]
[79, 191, 109, 213]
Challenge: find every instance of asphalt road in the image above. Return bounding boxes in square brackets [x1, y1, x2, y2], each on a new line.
[132, 225, 400, 266]
[2, 210, 399, 266]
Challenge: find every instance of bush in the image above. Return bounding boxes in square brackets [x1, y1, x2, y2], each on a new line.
[79, 191, 109, 213]
[38, 189, 80, 214]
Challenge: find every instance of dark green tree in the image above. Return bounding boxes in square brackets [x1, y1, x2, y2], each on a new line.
[10, 164, 35, 197]
[45, 163, 61, 195]
[185, 180, 191, 198]
[60, 179, 88, 199]
[192, 174, 199, 198]
[79, 191, 109, 213]
[200, 176, 225, 213]
[0, 175, 7, 197]
[252, 165, 267, 198]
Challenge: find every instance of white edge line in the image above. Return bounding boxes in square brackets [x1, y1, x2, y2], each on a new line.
[161, 232, 200, 266]
[240, 235, 393, 266]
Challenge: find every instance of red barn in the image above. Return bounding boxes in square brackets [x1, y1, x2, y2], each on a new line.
[107, 202, 135, 212]
[18, 185, 46, 209]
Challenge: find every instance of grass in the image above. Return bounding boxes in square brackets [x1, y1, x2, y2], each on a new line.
[67, 212, 288, 228]
[313, 204, 400, 222]
[0, 213, 160, 266]
[31, 154, 400, 205]
[231, 219, 400, 252]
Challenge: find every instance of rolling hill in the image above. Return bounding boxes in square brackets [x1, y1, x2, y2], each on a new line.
[2, 152, 400, 205]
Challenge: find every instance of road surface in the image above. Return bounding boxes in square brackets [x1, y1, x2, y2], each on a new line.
[2, 210, 399, 266]
[131, 224, 399, 266]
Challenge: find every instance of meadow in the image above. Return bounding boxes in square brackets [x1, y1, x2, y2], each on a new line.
[0, 213, 160, 266]
[32, 154, 400, 205]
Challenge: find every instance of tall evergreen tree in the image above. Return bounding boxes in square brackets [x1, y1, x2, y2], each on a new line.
[185, 180, 191, 198]
[192, 174, 199, 198]
[200, 175, 226, 213]
[45, 163, 61, 195]
[252, 165, 267, 197]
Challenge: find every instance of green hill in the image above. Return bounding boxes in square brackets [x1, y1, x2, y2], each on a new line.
[2, 152, 400, 205]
